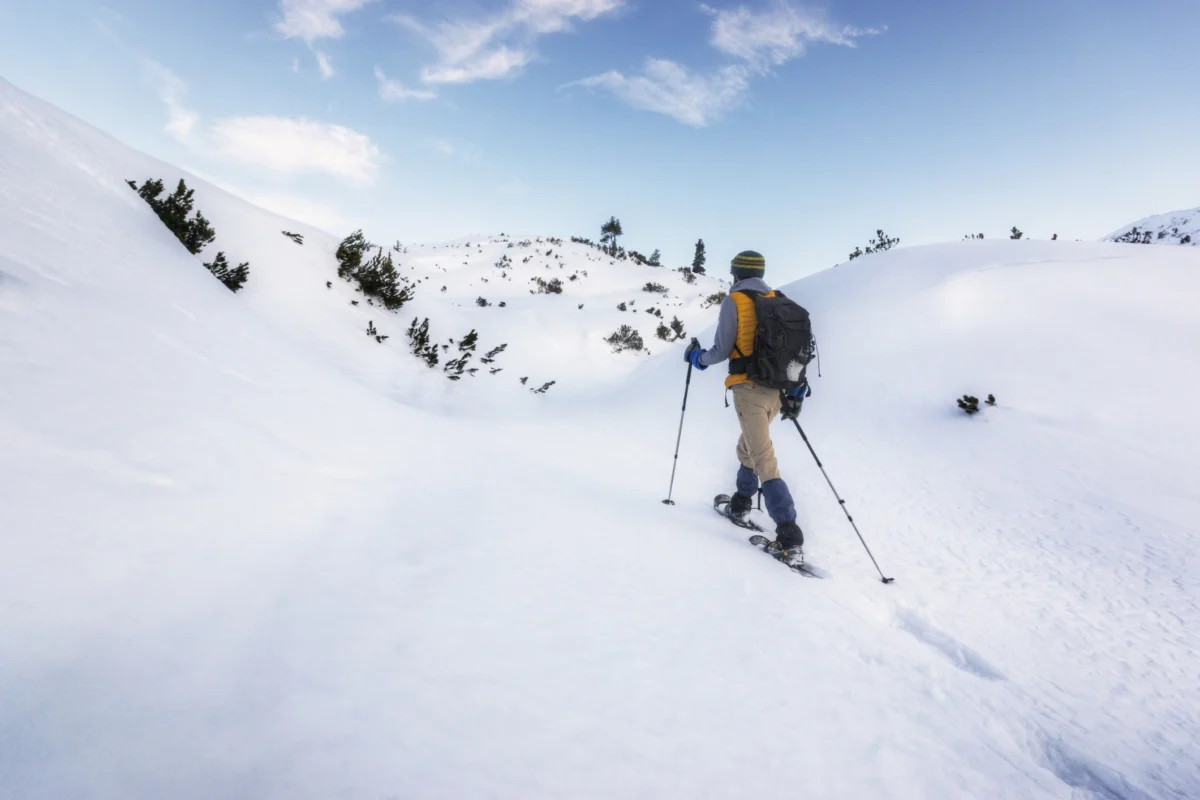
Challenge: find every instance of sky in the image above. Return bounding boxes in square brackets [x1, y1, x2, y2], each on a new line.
[2, 0, 1198, 281]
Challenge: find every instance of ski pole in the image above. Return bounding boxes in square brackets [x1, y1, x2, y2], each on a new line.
[790, 419, 894, 584]
[663, 339, 699, 505]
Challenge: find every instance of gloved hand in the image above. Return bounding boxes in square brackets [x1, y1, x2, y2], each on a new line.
[780, 382, 810, 420]
[684, 338, 707, 370]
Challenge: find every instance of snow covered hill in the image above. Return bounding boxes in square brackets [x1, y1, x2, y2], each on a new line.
[3, 77, 1200, 799]
[1104, 206, 1198, 246]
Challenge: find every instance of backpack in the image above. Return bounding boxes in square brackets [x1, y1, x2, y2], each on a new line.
[738, 290, 815, 391]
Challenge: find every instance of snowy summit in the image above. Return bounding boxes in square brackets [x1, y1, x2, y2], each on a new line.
[1104, 207, 1199, 246]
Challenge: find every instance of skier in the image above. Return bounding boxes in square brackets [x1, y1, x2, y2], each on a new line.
[685, 250, 810, 565]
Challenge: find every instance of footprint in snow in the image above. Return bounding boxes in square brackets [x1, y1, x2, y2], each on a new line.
[894, 607, 1007, 681]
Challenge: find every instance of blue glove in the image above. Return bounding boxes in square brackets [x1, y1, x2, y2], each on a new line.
[781, 382, 809, 420]
[687, 347, 708, 371]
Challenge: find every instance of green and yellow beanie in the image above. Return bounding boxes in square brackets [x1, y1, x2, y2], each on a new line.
[731, 250, 766, 280]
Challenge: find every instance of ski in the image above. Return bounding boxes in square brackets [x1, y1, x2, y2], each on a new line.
[748, 534, 826, 579]
[713, 494, 764, 532]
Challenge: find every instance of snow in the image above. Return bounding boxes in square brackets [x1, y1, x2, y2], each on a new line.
[1104, 206, 1199, 246]
[3, 77, 1200, 798]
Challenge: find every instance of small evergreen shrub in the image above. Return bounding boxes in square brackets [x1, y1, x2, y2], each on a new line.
[532, 277, 563, 294]
[1010, 227, 1024, 240]
[703, 291, 727, 309]
[643, 282, 668, 294]
[677, 268, 696, 285]
[605, 325, 644, 353]
[531, 381, 556, 394]
[476, 297, 490, 307]
[957, 395, 981, 415]
[407, 317, 439, 367]
[848, 229, 900, 261]
[282, 231, 304, 245]
[203, 252, 250, 292]
[1113, 227, 1152, 244]
[129, 178, 216, 255]
[336, 231, 413, 310]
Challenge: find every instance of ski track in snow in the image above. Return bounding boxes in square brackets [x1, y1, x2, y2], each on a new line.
[2, 77, 1200, 798]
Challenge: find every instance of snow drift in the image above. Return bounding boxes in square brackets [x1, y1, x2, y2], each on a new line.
[3, 77, 1200, 799]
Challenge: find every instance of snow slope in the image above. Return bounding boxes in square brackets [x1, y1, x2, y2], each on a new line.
[3, 78, 1200, 799]
[1104, 207, 1198, 246]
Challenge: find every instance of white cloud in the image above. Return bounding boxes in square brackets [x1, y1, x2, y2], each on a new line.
[315, 49, 335, 79]
[140, 59, 199, 143]
[704, 2, 880, 72]
[421, 47, 533, 85]
[275, 0, 376, 43]
[375, 67, 437, 102]
[209, 117, 382, 185]
[569, 2, 881, 125]
[390, 0, 625, 85]
[568, 60, 750, 127]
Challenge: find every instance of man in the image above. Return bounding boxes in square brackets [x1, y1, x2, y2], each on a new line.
[685, 250, 808, 564]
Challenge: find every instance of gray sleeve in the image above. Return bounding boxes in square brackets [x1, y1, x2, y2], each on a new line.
[700, 295, 738, 367]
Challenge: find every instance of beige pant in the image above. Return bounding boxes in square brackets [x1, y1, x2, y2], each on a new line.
[732, 382, 782, 482]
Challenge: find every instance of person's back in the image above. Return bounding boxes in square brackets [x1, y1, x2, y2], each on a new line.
[685, 251, 808, 564]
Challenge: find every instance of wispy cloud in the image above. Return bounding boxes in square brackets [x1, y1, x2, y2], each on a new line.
[705, 2, 881, 72]
[568, 61, 750, 127]
[390, 0, 625, 86]
[210, 117, 382, 185]
[140, 59, 199, 143]
[315, 50, 335, 79]
[570, 1, 880, 125]
[275, 0, 376, 43]
[375, 67, 437, 102]
[276, 0, 375, 77]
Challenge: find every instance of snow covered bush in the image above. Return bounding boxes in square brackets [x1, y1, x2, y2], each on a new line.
[643, 282, 668, 294]
[605, 325, 644, 353]
[282, 231, 304, 245]
[703, 291, 727, 309]
[957, 395, 981, 415]
[1010, 227, 1024, 240]
[677, 268, 697, 285]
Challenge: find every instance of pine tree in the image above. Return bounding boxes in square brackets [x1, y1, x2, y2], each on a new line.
[406, 317, 439, 367]
[203, 252, 250, 292]
[129, 178, 215, 255]
[600, 217, 623, 256]
[336, 230, 371, 279]
[648, 249, 662, 267]
[692, 239, 707, 273]
[1010, 227, 1024, 240]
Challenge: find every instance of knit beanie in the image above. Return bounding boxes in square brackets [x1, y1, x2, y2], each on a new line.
[731, 250, 766, 281]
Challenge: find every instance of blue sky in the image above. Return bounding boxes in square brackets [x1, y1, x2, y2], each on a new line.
[3, 0, 1198, 280]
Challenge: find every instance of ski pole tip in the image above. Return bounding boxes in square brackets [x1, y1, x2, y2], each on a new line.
[882, 577, 895, 584]
[662, 499, 676, 506]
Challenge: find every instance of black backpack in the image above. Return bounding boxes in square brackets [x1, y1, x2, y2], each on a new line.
[735, 290, 815, 391]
